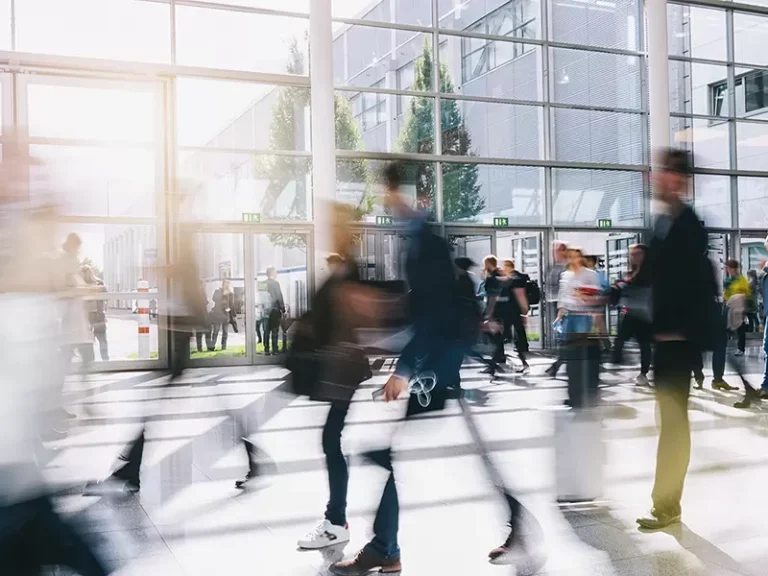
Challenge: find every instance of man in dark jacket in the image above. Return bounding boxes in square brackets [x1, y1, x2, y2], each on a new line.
[332, 163, 510, 575]
[637, 149, 717, 531]
[264, 267, 285, 355]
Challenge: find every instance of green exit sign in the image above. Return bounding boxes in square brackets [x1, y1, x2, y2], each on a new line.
[242, 213, 261, 223]
[493, 217, 509, 227]
[376, 215, 394, 226]
[597, 218, 612, 229]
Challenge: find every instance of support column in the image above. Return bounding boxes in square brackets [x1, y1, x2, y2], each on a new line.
[310, 0, 336, 289]
[645, 0, 670, 158]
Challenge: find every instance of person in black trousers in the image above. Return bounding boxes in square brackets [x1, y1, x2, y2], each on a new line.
[481, 255, 507, 377]
[502, 259, 531, 374]
[611, 244, 652, 386]
[637, 149, 718, 531]
[264, 266, 285, 355]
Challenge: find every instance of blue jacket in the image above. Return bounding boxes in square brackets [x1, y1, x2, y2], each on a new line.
[395, 216, 461, 379]
[761, 266, 768, 316]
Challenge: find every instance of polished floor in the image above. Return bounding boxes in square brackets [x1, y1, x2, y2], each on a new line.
[47, 350, 768, 575]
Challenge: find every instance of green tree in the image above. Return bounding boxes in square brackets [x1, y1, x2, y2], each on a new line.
[255, 38, 374, 229]
[398, 40, 484, 221]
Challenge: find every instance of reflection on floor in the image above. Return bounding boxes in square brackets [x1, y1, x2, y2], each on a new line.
[47, 352, 768, 575]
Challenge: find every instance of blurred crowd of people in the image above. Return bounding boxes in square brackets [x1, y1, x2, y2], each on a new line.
[3, 150, 768, 575]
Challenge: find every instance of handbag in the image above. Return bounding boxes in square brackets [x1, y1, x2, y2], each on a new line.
[286, 312, 372, 401]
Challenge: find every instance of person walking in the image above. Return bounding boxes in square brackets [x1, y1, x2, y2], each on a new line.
[545, 241, 568, 377]
[759, 258, 768, 398]
[724, 259, 750, 356]
[747, 269, 760, 333]
[502, 258, 531, 374]
[636, 149, 718, 531]
[555, 247, 602, 408]
[481, 255, 507, 378]
[209, 278, 234, 351]
[296, 205, 372, 549]
[263, 266, 285, 355]
[611, 244, 652, 386]
[330, 163, 529, 575]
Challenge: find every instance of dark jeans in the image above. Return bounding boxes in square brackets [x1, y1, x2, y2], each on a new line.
[564, 336, 601, 409]
[652, 341, 692, 518]
[171, 329, 192, 380]
[612, 313, 651, 375]
[264, 310, 281, 354]
[364, 342, 464, 559]
[92, 323, 109, 361]
[194, 330, 211, 353]
[504, 315, 529, 363]
[737, 323, 747, 353]
[323, 401, 351, 527]
[0, 495, 107, 576]
[210, 321, 229, 350]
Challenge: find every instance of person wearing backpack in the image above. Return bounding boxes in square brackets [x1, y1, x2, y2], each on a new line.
[502, 258, 531, 374]
[636, 149, 718, 531]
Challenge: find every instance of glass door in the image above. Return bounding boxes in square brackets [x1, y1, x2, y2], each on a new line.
[251, 231, 310, 362]
[350, 227, 409, 281]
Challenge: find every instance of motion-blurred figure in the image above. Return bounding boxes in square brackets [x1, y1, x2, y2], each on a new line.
[264, 266, 285, 355]
[759, 258, 768, 397]
[747, 268, 760, 333]
[331, 163, 467, 574]
[724, 259, 750, 356]
[611, 244, 652, 386]
[481, 255, 507, 378]
[82, 264, 109, 362]
[556, 247, 602, 408]
[296, 205, 369, 548]
[545, 241, 568, 377]
[86, 222, 209, 494]
[502, 258, 531, 374]
[637, 149, 718, 531]
[0, 205, 108, 575]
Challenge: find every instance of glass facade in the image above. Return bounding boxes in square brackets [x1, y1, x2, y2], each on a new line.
[3, 0, 768, 367]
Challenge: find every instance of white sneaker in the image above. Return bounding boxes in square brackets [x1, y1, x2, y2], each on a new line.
[635, 374, 650, 387]
[297, 519, 350, 550]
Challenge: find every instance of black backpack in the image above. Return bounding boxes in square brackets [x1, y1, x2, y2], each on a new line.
[525, 279, 541, 306]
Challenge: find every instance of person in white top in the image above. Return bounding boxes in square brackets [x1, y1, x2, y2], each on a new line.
[556, 247, 603, 408]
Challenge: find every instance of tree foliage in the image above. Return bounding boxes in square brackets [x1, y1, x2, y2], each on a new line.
[254, 38, 374, 232]
[398, 40, 484, 221]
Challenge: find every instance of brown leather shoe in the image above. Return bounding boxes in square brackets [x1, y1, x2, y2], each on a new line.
[330, 548, 402, 575]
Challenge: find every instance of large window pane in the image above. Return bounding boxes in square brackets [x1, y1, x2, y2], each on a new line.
[336, 159, 436, 221]
[549, 0, 639, 51]
[550, 48, 642, 110]
[176, 6, 308, 74]
[670, 117, 730, 170]
[443, 164, 544, 225]
[735, 68, 768, 120]
[27, 83, 156, 144]
[694, 174, 730, 228]
[179, 151, 310, 222]
[735, 13, 768, 67]
[439, 35, 543, 101]
[669, 61, 728, 117]
[333, 24, 433, 90]
[667, 4, 726, 62]
[738, 177, 768, 229]
[31, 145, 156, 218]
[334, 0, 432, 27]
[437, 0, 541, 40]
[552, 169, 645, 227]
[443, 100, 542, 160]
[737, 121, 768, 171]
[552, 109, 644, 165]
[177, 78, 310, 151]
[336, 91, 434, 154]
[56, 223, 159, 362]
[16, 0, 170, 63]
